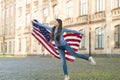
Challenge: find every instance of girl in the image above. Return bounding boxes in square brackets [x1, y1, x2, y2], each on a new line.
[32, 19, 96, 80]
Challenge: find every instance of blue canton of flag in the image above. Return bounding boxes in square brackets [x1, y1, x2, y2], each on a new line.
[33, 23, 51, 42]
[39, 27, 51, 42]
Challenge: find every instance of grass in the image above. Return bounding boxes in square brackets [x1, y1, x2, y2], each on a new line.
[0, 55, 26, 58]
[0, 57, 120, 80]
[67, 58, 120, 80]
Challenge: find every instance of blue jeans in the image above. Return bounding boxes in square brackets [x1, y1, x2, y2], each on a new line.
[58, 43, 89, 75]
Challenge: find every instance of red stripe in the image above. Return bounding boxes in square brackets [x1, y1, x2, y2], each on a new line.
[72, 49, 78, 52]
[64, 33, 82, 38]
[66, 39, 80, 42]
[69, 44, 79, 47]
[65, 57, 74, 62]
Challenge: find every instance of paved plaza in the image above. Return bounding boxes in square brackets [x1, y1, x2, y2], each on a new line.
[0, 56, 120, 80]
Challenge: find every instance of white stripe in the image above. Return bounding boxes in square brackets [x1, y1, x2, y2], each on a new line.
[70, 46, 79, 50]
[64, 36, 81, 40]
[33, 27, 40, 31]
[67, 41, 80, 44]
[65, 54, 76, 59]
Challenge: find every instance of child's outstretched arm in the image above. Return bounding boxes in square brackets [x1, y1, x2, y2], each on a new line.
[63, 28, 82, 34]
[32, 20, 52, 31]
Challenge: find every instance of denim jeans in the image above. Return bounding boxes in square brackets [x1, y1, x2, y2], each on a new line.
[58, 43, 89, 75]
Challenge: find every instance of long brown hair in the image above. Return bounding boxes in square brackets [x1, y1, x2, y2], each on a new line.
[50, 19, 62, 43]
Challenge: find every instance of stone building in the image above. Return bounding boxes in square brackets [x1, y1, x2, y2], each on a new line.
[0, 0, 120, 56]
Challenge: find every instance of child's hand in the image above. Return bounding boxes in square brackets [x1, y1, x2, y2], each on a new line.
[32, 20, 39, 27]
[32, 19, 38, 24]
[33, 19, 38, 22]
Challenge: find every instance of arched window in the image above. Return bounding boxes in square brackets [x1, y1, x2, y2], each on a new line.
[115, 25, 120, 48]
[95, 27, 104, 49]
[79, 29, 86, 49]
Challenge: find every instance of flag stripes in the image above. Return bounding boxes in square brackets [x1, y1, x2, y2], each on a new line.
[32, 26, 82, 62]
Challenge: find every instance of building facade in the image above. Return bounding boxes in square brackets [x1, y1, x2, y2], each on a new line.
[0, 0, 15, 55]
[0, 0, 120, 56]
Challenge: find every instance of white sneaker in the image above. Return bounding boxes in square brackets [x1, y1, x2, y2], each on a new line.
[89, 56, 96, 65]
[64, 76, 70, 80]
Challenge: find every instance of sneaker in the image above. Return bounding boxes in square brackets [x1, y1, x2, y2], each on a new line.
[89, 56, 96, 65]
[64, 76, 70, 80]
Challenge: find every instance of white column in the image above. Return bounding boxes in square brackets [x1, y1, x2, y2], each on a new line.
[105, 0, 112, 54]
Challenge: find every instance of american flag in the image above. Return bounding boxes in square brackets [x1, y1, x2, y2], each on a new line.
[32, 25, 83, 62]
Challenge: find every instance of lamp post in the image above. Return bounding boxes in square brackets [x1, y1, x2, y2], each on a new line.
[89, 23, 91, 56]
[87, 14, 92, 56]
[88, 1, 91, 56]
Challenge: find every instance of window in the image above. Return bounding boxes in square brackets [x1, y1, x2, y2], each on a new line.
[43, 8, 48, 17]
[26, 37, 29, 52]
[19, 38, 21, 51]
[10, 6, 13, 16]
[95, 27, 104, 49]
[26, 13, 30, 27]
[53, 4, 59, 18]
[26, 0, 31, 4]
[33, 1, 39, 19]
[1, 43, 3, 53]
[113, 0, 120, 9]
[9, 41, 12, 53]
[5, 24, 7, 35]
[17, 7, 23, 28]
[33, 11, 39, 19]
[6, 8, 9, 17]
[18, 7, 22, 17]
[13, 41, 15, 53]
[0, 4, 1, 18]
[96, 0, 105, 12]
[26, 4, 30, 27]
[115, 25, 120, 48]
[67, 0, 73, 18]
[80, 0, 88, 15]
[43, 8, 48, 22]
[0, 42, 2, 52]
[34, 1, 38, 12]
[2, 11, 4, 20]
[23, 37, 27, 52]
[4, 42, 7, 53]
[0, 25, 2, 35]
[79, 29, 86, 49]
